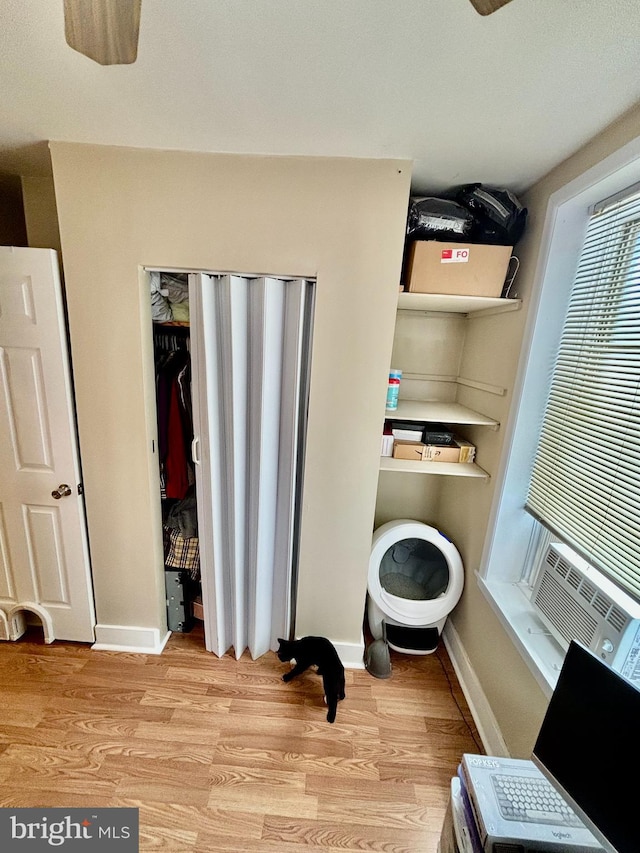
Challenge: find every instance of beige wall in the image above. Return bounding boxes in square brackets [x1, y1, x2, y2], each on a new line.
[438, 102, 640, 757]
[50, 142, 411, 648]
[21, 176, 62, 257]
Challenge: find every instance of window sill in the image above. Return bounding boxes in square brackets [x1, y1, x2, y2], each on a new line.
[477, 574, 566, 699]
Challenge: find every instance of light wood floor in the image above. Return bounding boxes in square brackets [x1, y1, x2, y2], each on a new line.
[0, 625, 482, 852]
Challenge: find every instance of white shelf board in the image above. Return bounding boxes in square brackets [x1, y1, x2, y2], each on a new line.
[379, 457, 490, 479]
[397, 291, 521, 316]
[385, 400, 499, 428]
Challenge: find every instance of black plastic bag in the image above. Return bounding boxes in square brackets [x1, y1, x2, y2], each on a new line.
[445, 183, 527, 246]
[406, 196, 475, 243]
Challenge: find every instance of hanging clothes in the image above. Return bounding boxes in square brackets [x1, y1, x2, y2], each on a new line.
[154, 342, 193, 501]
[165, 378, 190, 499]
[166, 492, 198, 538]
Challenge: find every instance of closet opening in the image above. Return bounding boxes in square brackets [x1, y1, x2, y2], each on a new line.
[150, 271, 200, 634]
[149, 268, 315, 660]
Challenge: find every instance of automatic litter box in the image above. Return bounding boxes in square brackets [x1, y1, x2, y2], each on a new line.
[367, 519, 464, 654]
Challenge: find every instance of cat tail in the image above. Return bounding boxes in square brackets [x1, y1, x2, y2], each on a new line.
[326, 698, 337, 724]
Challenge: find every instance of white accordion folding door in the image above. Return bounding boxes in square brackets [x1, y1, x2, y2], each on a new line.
[190, 273, 314, 658]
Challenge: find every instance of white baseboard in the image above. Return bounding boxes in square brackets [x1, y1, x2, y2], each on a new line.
[334, 639, 365, 670]
[442, 620, 509, 757]
[92, 624, 171, 655]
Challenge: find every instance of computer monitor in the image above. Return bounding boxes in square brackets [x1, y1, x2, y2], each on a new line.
[532, 639, 640, 853]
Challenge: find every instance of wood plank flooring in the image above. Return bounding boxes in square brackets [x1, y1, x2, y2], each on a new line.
[0, 626, 483, 852]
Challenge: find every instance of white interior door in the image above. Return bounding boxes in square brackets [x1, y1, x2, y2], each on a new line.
[0, 246, 95, 642]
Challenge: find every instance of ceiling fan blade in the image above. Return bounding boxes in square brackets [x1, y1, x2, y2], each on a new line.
[469, 0, 514, 15]
[63, 0, 141, 65]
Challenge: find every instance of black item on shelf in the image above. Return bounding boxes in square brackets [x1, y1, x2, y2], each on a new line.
[422, 423, 456, 444]
[443, 183, 528, 246]
[406, 196, 475, 243]
[391, 421, 418, 430]
[423, 429, 456, 445]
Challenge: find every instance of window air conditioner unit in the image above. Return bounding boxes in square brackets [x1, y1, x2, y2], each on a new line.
[531, 542, 640, 686]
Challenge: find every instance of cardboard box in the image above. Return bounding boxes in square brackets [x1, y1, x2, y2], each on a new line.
[424, 443, 461, 462]
[192, 596, 204, 621]
[454, 436, 476, 464]
[393, 436, 476, 463]
[405, 241, 512, 297]
[393, 440, 427, 461]
[424, 435, 476, 464]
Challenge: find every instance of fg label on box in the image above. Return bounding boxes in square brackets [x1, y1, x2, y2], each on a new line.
[440, 247, 470, 264]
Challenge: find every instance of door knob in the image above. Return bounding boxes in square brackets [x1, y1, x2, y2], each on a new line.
[51, 484, 72, 499]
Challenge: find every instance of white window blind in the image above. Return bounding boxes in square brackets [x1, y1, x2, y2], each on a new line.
[526, 186, 640, 602]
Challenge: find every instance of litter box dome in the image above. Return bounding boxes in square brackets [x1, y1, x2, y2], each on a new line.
[367, 519, 464, 653]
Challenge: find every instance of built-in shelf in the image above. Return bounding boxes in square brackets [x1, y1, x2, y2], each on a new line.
[385, 400, 499, 429]
[379, 457, 490, 479]
[397, 291, 521, 316]
[379, 293, 511, 481]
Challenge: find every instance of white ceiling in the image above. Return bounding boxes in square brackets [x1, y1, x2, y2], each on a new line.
[2, 0, 640, 194]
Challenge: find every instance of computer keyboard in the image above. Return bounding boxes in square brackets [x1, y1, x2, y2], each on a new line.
[490, 773, 583, 826]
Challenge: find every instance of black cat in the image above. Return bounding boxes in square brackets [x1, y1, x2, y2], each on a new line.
[277, 636, 346, 724]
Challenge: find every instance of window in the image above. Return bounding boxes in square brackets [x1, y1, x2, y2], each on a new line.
[526, 187, 640, 603]
[479, 137, 640, 696]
